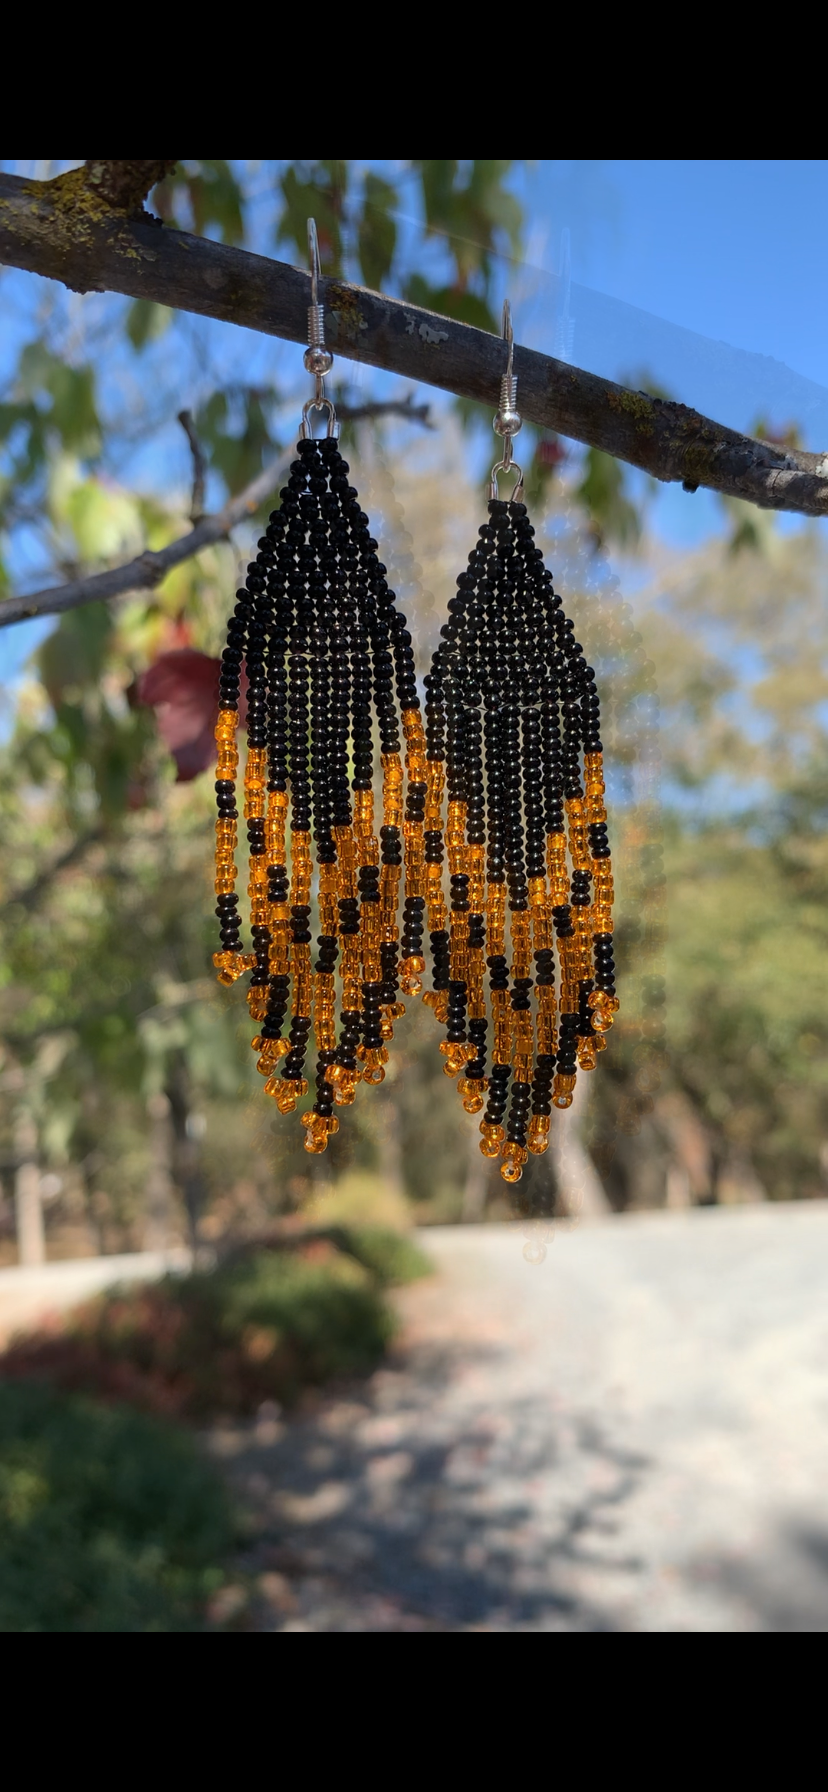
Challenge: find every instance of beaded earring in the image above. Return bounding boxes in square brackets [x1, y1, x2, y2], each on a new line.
[212, 222, 426, 1155]
[422, 303, 619, 1184]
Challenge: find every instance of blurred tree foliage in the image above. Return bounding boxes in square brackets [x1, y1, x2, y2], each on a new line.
[1, 160, 826, 1254]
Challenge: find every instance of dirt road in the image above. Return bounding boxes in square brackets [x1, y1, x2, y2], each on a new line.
[211, 1204, 828, 1632]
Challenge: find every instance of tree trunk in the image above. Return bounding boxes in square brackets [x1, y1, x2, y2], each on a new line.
[144, 1090, 174, 1251]
[462, 1124, 490, 1221]
[376, 1096, 405, 1206]
[666, 1164, 692, 1209]
[657, 1091, 713, 1203]
[550, 1075, 611, 1219]
[166, 1057, 208, 1251]
[14, 1105, 45, 1265]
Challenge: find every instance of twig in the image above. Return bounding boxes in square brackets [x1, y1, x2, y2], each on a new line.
[0, 399, 434, 631]
[1, 162, 827, 517]
[177, 409, 206, 521]
[5, 826, 106, 910]
[337, 395, 434, 429]
[0, 448, 294, 629]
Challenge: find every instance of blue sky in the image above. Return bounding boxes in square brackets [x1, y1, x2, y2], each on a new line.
[517, 160, 828, 545]
[2, 159, 827, 683]
[565, 160, 828, 388]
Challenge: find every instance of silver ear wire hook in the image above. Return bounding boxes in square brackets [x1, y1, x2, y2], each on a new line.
[490, 298, 523, 501]
[309, 216, 321, 311]
[301, 217, 338, 439]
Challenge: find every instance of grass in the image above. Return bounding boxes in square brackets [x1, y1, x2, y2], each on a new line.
[0, 1381, 233, 1633]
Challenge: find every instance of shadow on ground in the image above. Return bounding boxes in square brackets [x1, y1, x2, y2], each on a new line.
[210, 1341, 651, 1632]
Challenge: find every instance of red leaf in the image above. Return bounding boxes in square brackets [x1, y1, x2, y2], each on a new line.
[135, 649, 247, 782]
[537, 438, 567, 468]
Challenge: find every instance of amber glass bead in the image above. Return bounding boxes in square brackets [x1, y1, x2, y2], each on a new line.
[212, 950, 255, 985]
[479, 1120, 505, 1159]
[458, 1076, 488, 1114]
[362, 1049, 387, 1085]
[244, 747, 267, 781]
[302, 1110, 340, 1134]
[425, 761, 445, 830]
[271, 1079, 306, 1113]
[500, 1143, 529, 1184]
[402, 707, 427, 747]
[422, 989, 448, 1025]
[440, 1041, 475, 1078]
[553, 1072, 577, 1110]
[301, 1113, 331, 1154]
[400, 957, 424, 996]
[588, 989, 614, 1033]
[528, 1114, 551, 1155]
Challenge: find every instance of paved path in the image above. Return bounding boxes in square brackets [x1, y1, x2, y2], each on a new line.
[211, 1205, 828, 1632]
[0, 1250, 191, 1345]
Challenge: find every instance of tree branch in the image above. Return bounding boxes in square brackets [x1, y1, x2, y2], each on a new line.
[337, 394, 435, 429]
[0, 448, 294, 629]
[80, 160, 177, 214]
[5, 826, 106, 911]
[1, 163, 827, 516]
[177, 409, 206, 521]
[0, 400, 434, 630]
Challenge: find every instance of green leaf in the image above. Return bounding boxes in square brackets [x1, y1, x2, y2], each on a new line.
[403, 274, 496, 333]
[152, 161, 246, 245]
[127, 300, 173, 351]
[184, 161, 246, 245]
[412, 158, 523, 287]
[51, 365, 99, 456]
[575, 448, 642, 550]
[196, 388, 274, 497]
[38, 605, 115, 704]
[64, 479, 143, 563]
[8, 343, 100, 467]
[276, 163, 348, 274]
[357, 173, 397, 291]
[416, 160, 459, 232]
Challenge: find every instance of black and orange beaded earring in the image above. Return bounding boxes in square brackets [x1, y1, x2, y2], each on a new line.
[212, 222, 427, 1154]
[421, 303, 619, 1184]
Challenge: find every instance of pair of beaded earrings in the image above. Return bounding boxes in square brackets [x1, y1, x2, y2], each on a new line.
[212, 224, 618, 1183]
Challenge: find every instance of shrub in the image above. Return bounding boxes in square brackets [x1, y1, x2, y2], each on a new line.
[0, 1241, 399, 1419]
[328, 1224, 433, 1287]
[0, 1381, 233, 1632]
